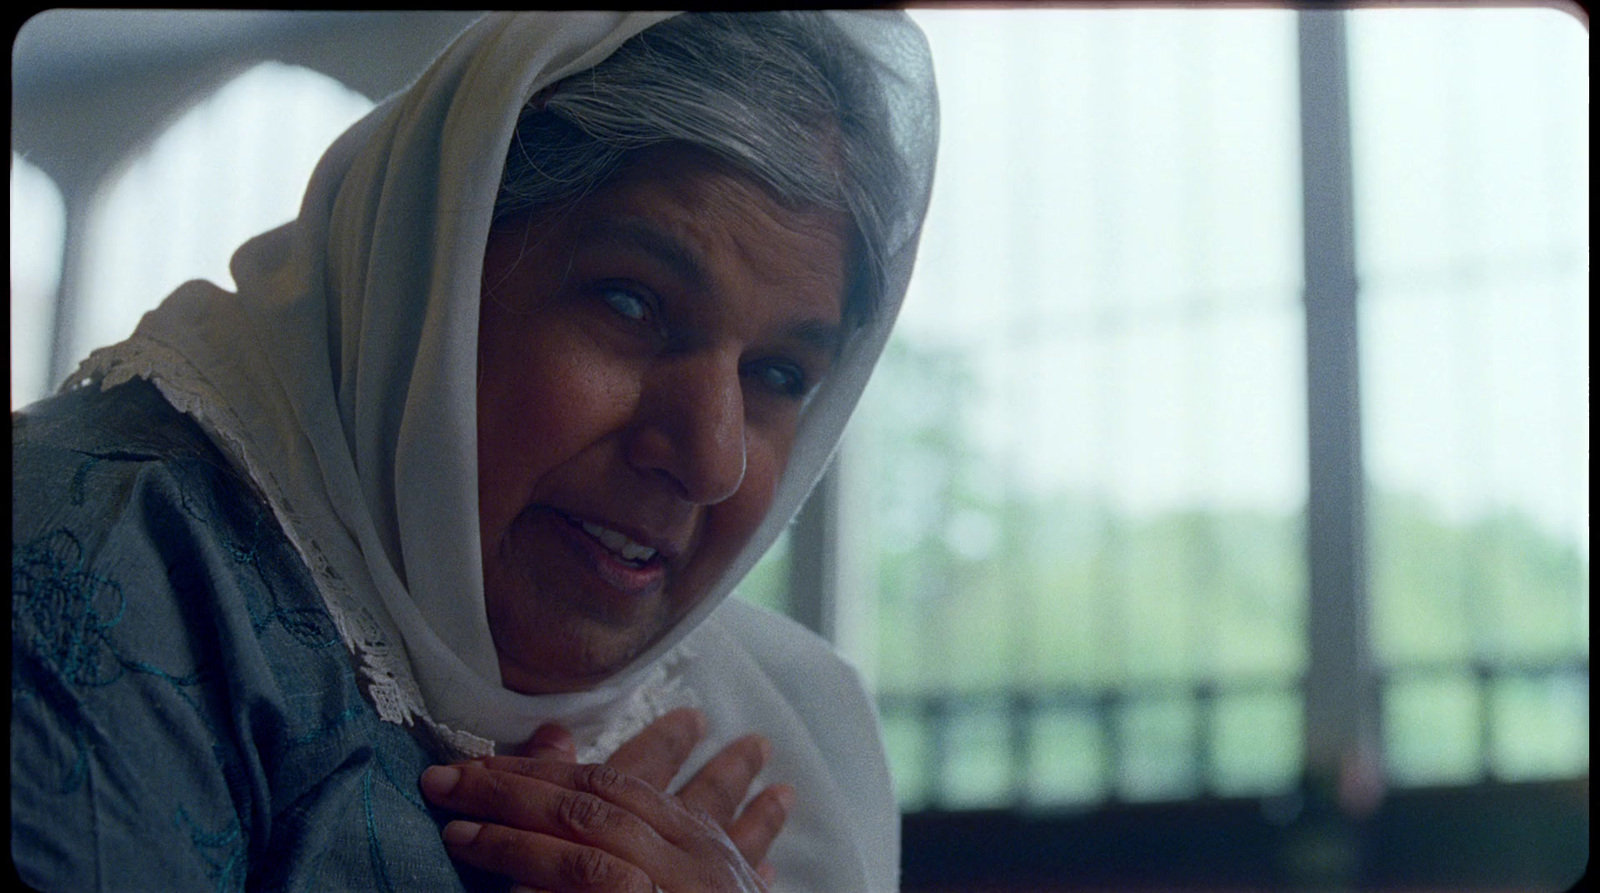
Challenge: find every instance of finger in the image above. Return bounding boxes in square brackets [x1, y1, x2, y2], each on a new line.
[674, 733, 769, 828]
[604, 707, 706, 790]
[440, 819, 654, 893]
[426, 762, 685, 885]
[515, 722, 578, 762]
[729, 787, 790, 876]
[451, 760, 752, 858]
[429, 761, 764, 891]
[725, 783, 791, 873]
[424, 763, 653, 846]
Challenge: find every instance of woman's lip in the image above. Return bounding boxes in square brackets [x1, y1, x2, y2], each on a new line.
[553, 511, 669, 596]
[577, 518, 658, 562]
[554, 509, 684, 564]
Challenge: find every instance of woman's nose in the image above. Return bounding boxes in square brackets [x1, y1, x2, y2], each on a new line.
[626, 354, 747, 505]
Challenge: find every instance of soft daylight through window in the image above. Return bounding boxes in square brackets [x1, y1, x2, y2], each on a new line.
[739, 6, 1589, 811]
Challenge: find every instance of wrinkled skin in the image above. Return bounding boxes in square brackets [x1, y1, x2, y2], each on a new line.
[458, 146, 848, 888]
[476, 145, 850, 696]
[422, 709, 791, 891]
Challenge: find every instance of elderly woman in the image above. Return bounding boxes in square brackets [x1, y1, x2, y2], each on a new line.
[11, 10, 936, 893]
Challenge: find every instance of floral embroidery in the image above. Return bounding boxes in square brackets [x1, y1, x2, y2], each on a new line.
[12, 529, 129, 693]
[15, 395, 461, 889]
[175, 805, 247, 893]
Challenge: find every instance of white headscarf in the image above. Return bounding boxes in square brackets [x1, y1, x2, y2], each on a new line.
[73, 8, 936, 790]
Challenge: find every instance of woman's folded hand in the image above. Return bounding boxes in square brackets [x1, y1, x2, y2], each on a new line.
[421, 708, 792, 892]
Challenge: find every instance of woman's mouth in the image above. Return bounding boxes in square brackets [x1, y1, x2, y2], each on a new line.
[575, 518, 658, 565]
[549, 511, 670, 597]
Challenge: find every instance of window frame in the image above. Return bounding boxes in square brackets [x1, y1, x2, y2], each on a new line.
[777, 9, 1587, 888]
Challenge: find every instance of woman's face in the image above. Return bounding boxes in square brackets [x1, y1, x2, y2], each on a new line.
[477, 146, 850, 694]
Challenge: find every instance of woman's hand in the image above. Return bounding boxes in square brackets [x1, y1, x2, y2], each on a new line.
[532, 708, 793, 876]
[421, 709, 792, 892]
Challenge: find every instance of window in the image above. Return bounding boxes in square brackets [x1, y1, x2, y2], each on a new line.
[1349, 8, 1589, 789]
[9, 156, 66, 408]
[736, 6, 1586, 886]
[856, 8, 1311, 812]
[60, 62, 374, 383]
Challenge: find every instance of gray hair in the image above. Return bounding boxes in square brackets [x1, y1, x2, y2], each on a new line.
[492, 11, 907, 330]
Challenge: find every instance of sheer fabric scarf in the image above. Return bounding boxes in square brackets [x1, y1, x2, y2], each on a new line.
[71, 9, 937, 788]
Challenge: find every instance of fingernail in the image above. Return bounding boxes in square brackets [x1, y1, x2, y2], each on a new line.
[532, 722, 566, 745]
[774, 783, 796, 811]
[420, 765, 461, 798]
[442, 820, 482, 847]
[755, 735, 772, 763]
[522, 722, 575, 758]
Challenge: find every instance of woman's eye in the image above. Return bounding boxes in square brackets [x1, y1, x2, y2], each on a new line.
[599, 286, 654, 326]
[748, 360, 810, 400]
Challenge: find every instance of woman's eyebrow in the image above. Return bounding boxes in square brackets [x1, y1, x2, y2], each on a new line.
[575, 217, 708, 291]
[575, 215, 847, 358]
[786, 319, 846, 362]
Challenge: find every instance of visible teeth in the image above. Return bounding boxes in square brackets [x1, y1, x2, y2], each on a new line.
[580, 521, 658, 563]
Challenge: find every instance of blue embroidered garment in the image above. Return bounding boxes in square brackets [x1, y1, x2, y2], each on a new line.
[11, 380, 497, 892]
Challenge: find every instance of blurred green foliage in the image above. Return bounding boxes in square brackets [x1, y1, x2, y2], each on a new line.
[740, 335, 1588, 807]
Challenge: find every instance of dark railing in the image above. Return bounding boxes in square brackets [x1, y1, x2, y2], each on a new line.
[880, 658, 1586, 812]
[890, 659, 1588, 890]
[880, 674, 1302, 810]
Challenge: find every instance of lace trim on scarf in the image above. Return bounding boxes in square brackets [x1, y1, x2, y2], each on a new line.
[572, 648, 702, 764]
[69, 338, 492, 758]
[68, 336, 702, 761]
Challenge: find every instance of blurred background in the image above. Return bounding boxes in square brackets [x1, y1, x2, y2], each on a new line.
[12, 7, 1588, 891]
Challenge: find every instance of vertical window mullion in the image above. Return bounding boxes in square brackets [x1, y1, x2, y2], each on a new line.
[787, 466, 840, 642]
[1297, 9, 1382, 801]
[47, 189, 93, 391]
